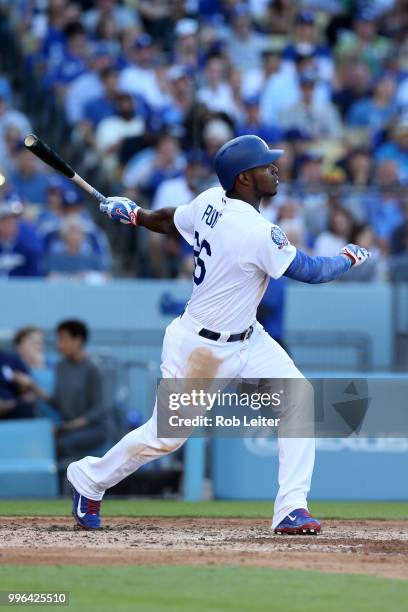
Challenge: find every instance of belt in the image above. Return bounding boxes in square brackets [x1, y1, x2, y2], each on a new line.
[198, 325, 254, 343]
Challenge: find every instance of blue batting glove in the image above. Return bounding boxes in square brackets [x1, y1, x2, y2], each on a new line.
[100, 197, 141, 225]
[338, 243, 371, 267]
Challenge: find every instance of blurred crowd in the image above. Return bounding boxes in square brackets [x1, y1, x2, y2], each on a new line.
[0, 320, 109, 467]
[1, 0, 408, 280]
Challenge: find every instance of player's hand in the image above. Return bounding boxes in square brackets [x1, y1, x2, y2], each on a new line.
[338, 243, 371, 267]
[100, 197, 141, 225]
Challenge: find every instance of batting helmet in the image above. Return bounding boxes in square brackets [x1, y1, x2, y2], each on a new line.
[214, 135, 283, 191]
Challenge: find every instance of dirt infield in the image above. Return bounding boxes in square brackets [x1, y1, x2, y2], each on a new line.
[0, 517, 407, 579]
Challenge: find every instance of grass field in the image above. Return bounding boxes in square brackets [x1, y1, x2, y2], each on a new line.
[0, 498, 407, 519]
[1, 565, 407, 612]
[0, 499, 407, 612]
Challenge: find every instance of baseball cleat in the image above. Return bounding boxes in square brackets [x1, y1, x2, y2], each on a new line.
[274, 508, 321, 535]
[69, 481, 101, 530]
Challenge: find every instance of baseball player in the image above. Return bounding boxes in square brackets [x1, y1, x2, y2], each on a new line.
[67, 135, 370, 533]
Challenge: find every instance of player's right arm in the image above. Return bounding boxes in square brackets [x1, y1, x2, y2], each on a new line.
[99, 197, 179, 235]
[99, 195, 197, 243]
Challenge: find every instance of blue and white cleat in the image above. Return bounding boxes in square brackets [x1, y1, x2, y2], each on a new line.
[274, 508, 321, 535]
[69, 482, 101, 530]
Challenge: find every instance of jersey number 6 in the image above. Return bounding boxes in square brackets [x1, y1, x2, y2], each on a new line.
[193, 231, 211, 286]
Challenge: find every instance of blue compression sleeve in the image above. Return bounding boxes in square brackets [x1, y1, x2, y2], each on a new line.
[284, 249, 352, 284]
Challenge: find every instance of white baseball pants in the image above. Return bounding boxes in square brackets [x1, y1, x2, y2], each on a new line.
[67, 312, 315, 528]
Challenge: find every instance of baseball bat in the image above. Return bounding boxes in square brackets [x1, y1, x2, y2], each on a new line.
[24, 134, 107, 205]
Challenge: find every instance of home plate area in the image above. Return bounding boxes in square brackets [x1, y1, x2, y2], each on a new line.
[0, 517, 407, 580]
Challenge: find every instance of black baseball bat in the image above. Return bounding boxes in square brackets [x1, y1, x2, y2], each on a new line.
[24, 134, 107, 204]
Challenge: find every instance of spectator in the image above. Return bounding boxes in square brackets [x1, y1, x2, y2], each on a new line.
[9, 144, 50, 207]
[338, 147, 374, 223]
[279, 71, 343, 139]
[256, 50, 299, 124]
[279, 217, 308, 251]
[282, 11, 334, 82]
[197, 56, 238, 119]
[150, 153, 211, 277]
[82, 0, 139, 35]
[123, 133, 185, 199]
[13, 326, 57, 422]
[260, 54, 329, 124]
[227, 4, 267, 70]
[161, 66, 194, 138]
[64, 43, 117, 125]
[29, 320, 108, 461]
[294, 152, 330, 239]
[202, 118, 234, 161]
[282, 129, 310, 179]
[314, 207, 355, 256]
[94, 13, 121, 57]
[34, 0, 72, 69]
[43, 214, 111, 281]
[243, 47, 285, 99]
[396, 73, 408, 115]
[83, 66, 119, 128]
[236, 95, 283, 143]
[0, 196, 43, 278]
[173, 18, 199, 68]
[341, 223, 383, 281]
[335, 13, 393, 77]
[1, 124, 26, 177]
[95, 92, 147, 172]
[0, 345, 36, 420]
[365, 160, 404, 249]
[14, 326, 46, 372]
[138, 0, 172, 45]
[340, 147, 373, 187]
[375, 121, 408, 183]
[118, 34, 168, 111]
[43, 21, 89, 93]
[151, 153, 210, 211]
[7, 0, 408, 281]
[346, 74, 397, 139]
[381, 0, 408, 44]
[332, 61, 372, 119]
[38, 179, 110, 266]
[0, 79, 32, 175]
[263, 0, 296, 35]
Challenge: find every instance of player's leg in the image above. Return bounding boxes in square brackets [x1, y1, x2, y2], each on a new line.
[67, 398, 186, 501]
[239, 323, 319, 532]
[67, 317, 191, 502]
[67, 315, 242, 527]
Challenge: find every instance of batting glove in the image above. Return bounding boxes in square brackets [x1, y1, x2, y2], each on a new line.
[100, 197, 141, 226]
[338, 243, 371, 267]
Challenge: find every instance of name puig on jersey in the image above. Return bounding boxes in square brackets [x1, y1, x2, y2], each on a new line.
[202, 204, 222, 228]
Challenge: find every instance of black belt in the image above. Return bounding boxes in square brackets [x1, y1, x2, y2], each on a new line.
[198, 325, 254, 343]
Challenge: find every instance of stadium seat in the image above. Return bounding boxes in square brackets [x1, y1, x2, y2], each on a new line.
[0, 418, 58, 497]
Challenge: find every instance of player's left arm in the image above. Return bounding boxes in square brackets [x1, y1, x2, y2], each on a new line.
[284, 244, 370, 284]
[100, 197, 178, 235]
[243, 224, 370, 283]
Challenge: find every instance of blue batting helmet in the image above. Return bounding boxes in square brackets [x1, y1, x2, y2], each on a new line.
[214, 135, 283, 191]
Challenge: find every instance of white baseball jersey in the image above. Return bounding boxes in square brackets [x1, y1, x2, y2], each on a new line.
[174, 186, 297, 332]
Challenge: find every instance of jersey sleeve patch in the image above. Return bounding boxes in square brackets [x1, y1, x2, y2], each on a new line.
[271, 226, 289, 250]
